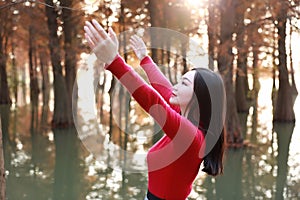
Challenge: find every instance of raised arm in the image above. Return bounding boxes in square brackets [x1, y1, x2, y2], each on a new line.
[130, 35, 180, 112]
[84, 20, 201, 143]
[105, 55, 199, 142]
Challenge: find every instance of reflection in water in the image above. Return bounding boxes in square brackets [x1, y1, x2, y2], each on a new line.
[215, 149, 244, 200]
[274, 123, 294, 200]
[1, 75, 300, 199]
[0, 105, 13, 171]
[53, 128, 83, 200]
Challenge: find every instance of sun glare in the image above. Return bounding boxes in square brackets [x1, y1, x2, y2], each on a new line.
[186, 0, 203, 8]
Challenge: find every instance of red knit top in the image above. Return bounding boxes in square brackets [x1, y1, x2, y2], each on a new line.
[106, 55, 205, 200]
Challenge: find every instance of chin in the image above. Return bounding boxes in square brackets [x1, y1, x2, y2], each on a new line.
[169, 99, 179, 106]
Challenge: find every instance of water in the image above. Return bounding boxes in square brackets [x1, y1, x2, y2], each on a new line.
[1, 76, 300, 200]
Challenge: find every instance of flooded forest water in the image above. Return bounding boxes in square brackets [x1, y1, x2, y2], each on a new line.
[1, 74, 300, 200]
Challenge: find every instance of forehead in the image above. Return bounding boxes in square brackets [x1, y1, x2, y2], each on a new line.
[182, 70, 196, 81]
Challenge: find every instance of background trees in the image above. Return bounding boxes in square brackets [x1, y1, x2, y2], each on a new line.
[0, 0, 298, 141]
[0, 1, 13, 104]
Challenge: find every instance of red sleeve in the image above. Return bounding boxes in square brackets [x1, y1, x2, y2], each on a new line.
[105, 55, 200, 142]
[140, 56, 180, 113]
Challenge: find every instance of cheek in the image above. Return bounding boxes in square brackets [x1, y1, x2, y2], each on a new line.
[179, 89, 194, 104]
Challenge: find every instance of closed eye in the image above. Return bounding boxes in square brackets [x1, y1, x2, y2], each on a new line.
[182, 77, 192, 86]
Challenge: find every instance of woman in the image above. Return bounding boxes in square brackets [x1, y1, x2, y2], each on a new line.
[84, 19, 226, 200]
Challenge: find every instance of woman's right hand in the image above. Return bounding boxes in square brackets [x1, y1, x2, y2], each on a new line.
[84, 19, 119, 65]
[130, 35, 147, 61]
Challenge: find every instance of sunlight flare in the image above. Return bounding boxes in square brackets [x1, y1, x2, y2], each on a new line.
[186, 0, 203, 8]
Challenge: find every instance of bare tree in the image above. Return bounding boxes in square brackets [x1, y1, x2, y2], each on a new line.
[217, 0, 242, 144]
[0, 2, 12, 105]
[61, 0, 80, 120]
[208, 0, 218, 70]
[45, 0, 72, 127]
[235, 1, 249, 113]
[273, 0, 296, 122]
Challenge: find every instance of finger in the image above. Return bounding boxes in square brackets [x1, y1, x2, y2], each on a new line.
[92, 19, 108, 39]
[108, 27, 117, 44]
[130, 36, 140, 47]
[131, 35, 140, 43]
[136, 36, 145, 46]
[85, 33, 95, 49]
[84, 25, 98, 45]
[129, 38, 137, 47]
[85, 21, 102, 42]
[132, 35, 145, 49]
[129, 43, 136, 51]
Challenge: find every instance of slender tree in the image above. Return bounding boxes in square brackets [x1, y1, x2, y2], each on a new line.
[207, 0, 217, 70]
[39, 49, 50, 128]
[273, 0, 295, 122]
[61, 0, 79, 120]
[217, 0, 242, 144]
[28, 25, 40, 106]
[0, 2, 12, 105]
[45, 0, 72, 127]
[235, 1, 249, 112]
[288, 19, 298, 101]
[147, 0, 163, 63]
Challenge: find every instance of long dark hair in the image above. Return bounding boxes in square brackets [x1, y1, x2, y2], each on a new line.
[187, 68, 226, 176]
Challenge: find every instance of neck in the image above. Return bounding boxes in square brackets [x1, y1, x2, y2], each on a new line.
[181, 99, 194, 118]
[181, 106, 190, 118]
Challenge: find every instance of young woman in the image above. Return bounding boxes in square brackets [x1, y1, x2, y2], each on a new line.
[84, 19, 226, 200]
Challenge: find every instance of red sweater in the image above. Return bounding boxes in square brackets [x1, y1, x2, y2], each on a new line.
[106, 55, 204, 200]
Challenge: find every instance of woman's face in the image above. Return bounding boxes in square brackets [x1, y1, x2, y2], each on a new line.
[169, 70, 195, 109]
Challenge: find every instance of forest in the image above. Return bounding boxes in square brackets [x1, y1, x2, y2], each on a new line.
[0, 0, 300, 199]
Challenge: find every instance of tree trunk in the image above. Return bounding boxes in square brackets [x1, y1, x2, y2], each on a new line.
[40, 51, 50, 129]
[40, 50, 50, 106]
[235, 4, 249, 113]
[252, 45, 260, 98]
[61, 0, 77, 123]
[272, 25, 278, 115]
[166, 39, 175, 85]
[217, 0, 242, 145]
[288, 19, 298, 101]
[45, 0, 72, 127]
[0, 10, 12, 105]
[148, 0, 163, 63]
[11, 37, 18, 105]
[274, 3, 295, 122]
[208, 0, 216, 70]
[28, 26, 40, 107]
[0, 47, 11, 105]
[181, 41, 188, 74]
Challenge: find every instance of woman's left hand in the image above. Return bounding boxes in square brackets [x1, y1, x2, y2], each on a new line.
[130, 35, 147, 61]
[84, 19, 119, 65]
